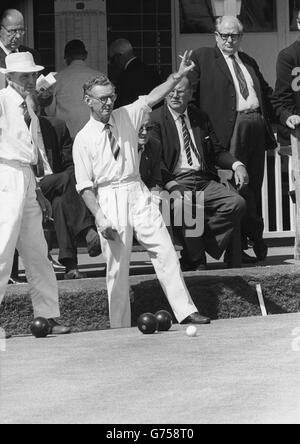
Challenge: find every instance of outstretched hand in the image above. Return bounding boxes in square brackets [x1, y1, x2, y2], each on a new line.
[177, 50, 195, 77]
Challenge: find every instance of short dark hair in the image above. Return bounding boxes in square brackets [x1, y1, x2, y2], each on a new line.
[83, 75, 115, 96]
[64, 39, 87, 59]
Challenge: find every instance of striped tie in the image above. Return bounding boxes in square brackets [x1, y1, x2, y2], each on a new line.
[21, 101, 31, 128]
[230, 55, 249, 100]
[22, 100, 45, 178]
[179, 114, 202, 167]
[104, 124, 120, 160]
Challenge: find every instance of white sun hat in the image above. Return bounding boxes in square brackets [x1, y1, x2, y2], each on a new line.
[0, 52, 44, 74]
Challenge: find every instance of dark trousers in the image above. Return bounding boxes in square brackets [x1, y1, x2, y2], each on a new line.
[40, 167, 95, 264]
[230, 111, 266, 246]
[173, 171, 246, 264]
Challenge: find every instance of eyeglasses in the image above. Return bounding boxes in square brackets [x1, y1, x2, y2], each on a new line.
[139, 124, 153, 132]
[216, 32, 242, 42]
[168, 89, 187, 97]
[87, 94, 117, 104]
[1, 25, 26, 37]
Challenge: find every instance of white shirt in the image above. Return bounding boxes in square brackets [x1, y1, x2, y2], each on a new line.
[222, 51, 260, 112]
[0, 85, 38, 164]
[45, 60, 102, 138]
[73, 96, 152, 192]
[35, 119, 53, 176]
[167, 106, 201, 174]
[0, 39, 18, 56]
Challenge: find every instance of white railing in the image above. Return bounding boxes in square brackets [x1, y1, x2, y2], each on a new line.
[262, 147, 295, 239]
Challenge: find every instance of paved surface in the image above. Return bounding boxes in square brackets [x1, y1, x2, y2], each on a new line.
[1, 313, 300, 424]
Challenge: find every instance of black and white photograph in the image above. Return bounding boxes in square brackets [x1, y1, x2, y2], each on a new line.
[0, 0, 300, 427]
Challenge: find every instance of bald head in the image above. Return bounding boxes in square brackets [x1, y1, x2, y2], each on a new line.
[215, 15, 243, 56]
[109, 38, 135, 70]
[0, 9, 25, 51]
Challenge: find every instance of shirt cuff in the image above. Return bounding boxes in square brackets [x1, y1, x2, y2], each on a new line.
[165, 180, 178, 191]
[232, 161, 245, 172]
[76, 180, 94, 193]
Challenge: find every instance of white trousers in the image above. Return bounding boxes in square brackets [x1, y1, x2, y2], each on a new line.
[0, 160, 60, 318]
[97, 180, 197, 328]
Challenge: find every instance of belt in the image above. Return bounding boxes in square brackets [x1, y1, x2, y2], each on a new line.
[0, 158, 32, 169]
[238, 107, 261, 114]
[97, 176, 141, 190]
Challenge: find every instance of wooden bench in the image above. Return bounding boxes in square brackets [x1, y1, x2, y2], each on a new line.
[11, 168, 242, 279]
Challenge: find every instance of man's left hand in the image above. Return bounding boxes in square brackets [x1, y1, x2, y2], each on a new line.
[234, 165, 249, 190]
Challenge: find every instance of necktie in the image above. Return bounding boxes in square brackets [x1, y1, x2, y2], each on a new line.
[104, 124, 120, 160]
[179, 114, 202, 168]
[22, 99, 45, 178]
[230, 55, 249, 100]
[21, 101, 31, 128]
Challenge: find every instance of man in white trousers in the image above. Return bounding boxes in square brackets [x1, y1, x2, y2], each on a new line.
[73, 51, 211, 329]
[0, 52, 71, 337]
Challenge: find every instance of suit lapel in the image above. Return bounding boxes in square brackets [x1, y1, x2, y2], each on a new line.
[164, 104, 181, 154]
[215, 46, 234, 84]
[188, 107, 204, 158]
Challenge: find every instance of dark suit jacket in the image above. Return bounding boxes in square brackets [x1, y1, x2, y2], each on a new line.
[150, 103, 239, 186]
[188, 46, 276, 151]
[139, 136, 162, 189]
[39, 116, 73, 174]
[0, 44, 42, 68]
[272, 39, 300, 145]
[115, 57, 161, 108]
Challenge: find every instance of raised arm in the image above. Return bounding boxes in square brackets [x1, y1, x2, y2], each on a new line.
[145, 51, 195, 109]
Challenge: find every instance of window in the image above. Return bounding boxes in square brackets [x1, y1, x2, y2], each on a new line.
[180, 0, 277, 34]
[290, 0, 300, 30]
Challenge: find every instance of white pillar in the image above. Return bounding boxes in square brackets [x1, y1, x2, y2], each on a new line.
[212, 0, 242, 17]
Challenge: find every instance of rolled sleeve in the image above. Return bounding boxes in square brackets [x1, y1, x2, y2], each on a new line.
[73, 135, 94, 193]
[124, 95, 152, 132]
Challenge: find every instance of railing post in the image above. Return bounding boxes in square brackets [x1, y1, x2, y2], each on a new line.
[290, 128, 300, 259]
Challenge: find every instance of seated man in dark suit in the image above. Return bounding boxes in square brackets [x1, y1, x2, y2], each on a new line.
[28, 95, 101, 279]
[150, 76, 248, 271]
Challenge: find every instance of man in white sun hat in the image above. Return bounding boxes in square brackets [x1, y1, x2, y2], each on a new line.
[0, 52, 71, 337]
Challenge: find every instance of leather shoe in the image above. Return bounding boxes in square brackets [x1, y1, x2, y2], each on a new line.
[8, 276, 23, 284]
[180, 254, 207, 271]
[86, 229, 101, 257]
[253, 241, 268, 261]
[48, 319, 71, 335]
[241, 251, 257, 264]
[181, 312, 211, 325]
[64, 269, 87, 280]
[48, 253, 65, 271]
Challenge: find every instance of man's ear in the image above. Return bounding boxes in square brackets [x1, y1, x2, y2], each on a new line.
[84, 94, 92, 107]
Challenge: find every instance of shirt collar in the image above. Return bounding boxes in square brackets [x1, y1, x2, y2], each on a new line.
[90, 114, 114, 131]
[220, 49, 240, 62]
[125, 57, 137, 70]
[6, 85, 25, 107]
[0, 39, 18, 55]
[167, 105, 188, 122]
